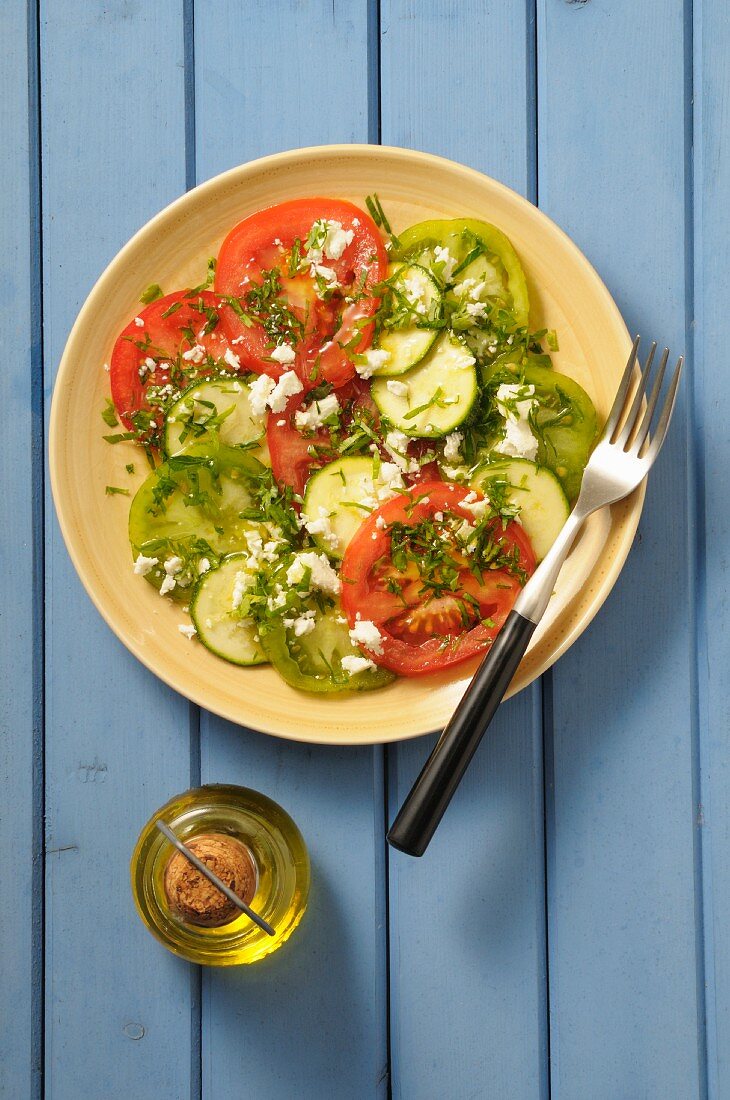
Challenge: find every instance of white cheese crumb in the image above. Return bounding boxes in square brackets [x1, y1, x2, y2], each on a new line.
[270, 342, 296, 365]
[294, 393, 340, 431]
[231, 335, 245, 346]
[283, 609, 317, 638]
[159, 574, 176, 596]
[224, 347, 241, 371]
[182, 344, 206, 363]
[384, 430, 420, 475]
[349, 618, 384, 655]
[375, 515, 387, 531]
[386, 379, 409, 397]
[303, 507, 340, 550]
[432, 245, 456, 282]
[465, 301, 487, 320]
[268, 370, 303, 413]
[443, 431, 463, 463]
[356, 348, 390, 379]
[134, 316, 145, 328]
[133, 553, 158, 576]
[103, 362, 110, 372]
[164, 556, 183, 576]
[231, 570, 249, 611]
[341, 655, 376, 675]
[494, 383, 539, 461]
[178, 624, 197, 640]
[286, 551, 341, 595]
[460, 489, 491, 521]
[198, 558, 211, 574]
[248, 374, 276, 417]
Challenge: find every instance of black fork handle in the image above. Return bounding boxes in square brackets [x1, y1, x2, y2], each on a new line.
[387, 610, 536, 857]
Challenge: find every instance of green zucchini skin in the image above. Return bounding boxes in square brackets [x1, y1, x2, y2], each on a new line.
[371, 332, 478, 438]
[301, 456, 385, 560]
[470, 457, 569, 562]
[190, 553, 267, 666]
[372, 263, 442, 377]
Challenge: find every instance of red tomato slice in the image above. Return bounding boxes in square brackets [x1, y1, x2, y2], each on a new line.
[109, 290, 241, 440]
[340, 482, 536, 676]
[214, 198, 388, 388]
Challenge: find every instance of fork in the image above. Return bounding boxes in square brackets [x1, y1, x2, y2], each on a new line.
[387, 337, 685, 857]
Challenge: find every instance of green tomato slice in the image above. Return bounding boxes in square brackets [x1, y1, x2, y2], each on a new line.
[393, 217, 530, 327]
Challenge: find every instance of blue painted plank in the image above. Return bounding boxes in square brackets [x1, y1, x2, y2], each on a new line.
[380, 4, 548, 1098]
[0, 4, 40, 1097]
[40, 5, 197, 1097]
[694, 1, 730, 1095]
[537, 1, 701, 1095]
[194, 3, 389, 1097]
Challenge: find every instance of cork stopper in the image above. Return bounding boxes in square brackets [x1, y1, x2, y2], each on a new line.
[163, 832, 256, 928]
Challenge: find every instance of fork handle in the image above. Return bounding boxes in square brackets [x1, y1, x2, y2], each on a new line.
[387, 610, 536, 857]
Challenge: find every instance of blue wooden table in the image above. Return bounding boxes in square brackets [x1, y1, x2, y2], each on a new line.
[3, 2, 728, 1097]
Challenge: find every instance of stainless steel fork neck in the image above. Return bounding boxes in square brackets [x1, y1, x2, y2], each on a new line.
[513, 506, 588, 625]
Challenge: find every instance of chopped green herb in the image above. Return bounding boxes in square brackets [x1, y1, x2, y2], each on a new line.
[139, 283, 163, 305]
[101, 399, 119, 428]
[105, 485, 130, 497]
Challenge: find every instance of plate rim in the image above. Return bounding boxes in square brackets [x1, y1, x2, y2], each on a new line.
[49, 143, 644, 745]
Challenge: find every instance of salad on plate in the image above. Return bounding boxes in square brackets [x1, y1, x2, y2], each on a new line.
[102, 195, 598, 694]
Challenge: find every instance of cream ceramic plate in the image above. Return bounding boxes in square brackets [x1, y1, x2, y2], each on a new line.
[50, 145, 642, 745]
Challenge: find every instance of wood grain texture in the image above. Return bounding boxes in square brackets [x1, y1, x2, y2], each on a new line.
[380, 4, 548, 1098]
[40, 4, 195, 1097]
[537, 1, 701, 1095]
[193, 3, 389, 1096]
[0, 4, 40, 1096]
[694, 0, 730, 1094]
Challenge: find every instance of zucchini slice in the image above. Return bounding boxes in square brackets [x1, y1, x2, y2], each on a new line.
[163, 378, 269, 463]
[371, 332, 478, 438]
[470, 457, 569, 561]
[372, 263, 442, 377]
[301, 456, 388, 560]
[190, 553, 267, 666]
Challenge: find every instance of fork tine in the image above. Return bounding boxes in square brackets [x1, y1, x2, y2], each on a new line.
[633, 347, 669, 451]
[604, 335, 641, 440]
[644, 356, 684, 465]
[616, 341, 656, 447]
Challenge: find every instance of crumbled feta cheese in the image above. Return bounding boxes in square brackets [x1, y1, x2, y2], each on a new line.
[433, 245, 457, 282]
[231, 334, 245, 346]
[384, 430, 420, 475]
[231, 570, 249, 611]
[134, 316, 145, 328]
[374, 461, 406, 501]
[443, 431, 463, 463]
[268, 370, 303, 413]
[164, 556, 183, 576]
[494, 383, 538, 461]
[103, 362, 110, 372]
[386, 379, 409, 397]
[159, 574, 176, 596]
[182, 344, 206, 363]
[286, 552, 341, 595]
[178, 624, 197, 640]
[322, 221, 353, 260]
[341, 655, 376, 675]
[465, 301, 487, 320]
[434, 511, 444, 522]
[133, 553, 158, 576]
[294, 393, 340, 431]
[303, 507, 340, 551]
[198, 558, 211, 574]
[356, 348, 390, 379]
[224, 347, 241, 371]
[270, 342, 296, 365]
[460, 490, 491, 521]
[266, 584, 287, 612]
[248, 374, 276, 417]
[375, 515, 387, 531]
[403, 271, 428, 313]
[283, 609, 317, 638]
[349, 618, 384, 655]
[352, 217, 360, 227]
